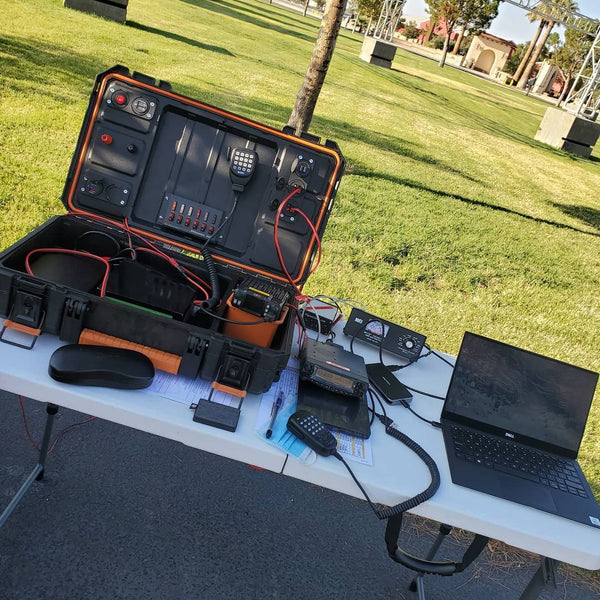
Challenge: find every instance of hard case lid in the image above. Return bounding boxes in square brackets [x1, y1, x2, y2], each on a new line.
[62, 66, 345, 287]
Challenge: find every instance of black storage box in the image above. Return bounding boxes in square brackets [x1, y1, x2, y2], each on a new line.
[0, 66, 344, 395]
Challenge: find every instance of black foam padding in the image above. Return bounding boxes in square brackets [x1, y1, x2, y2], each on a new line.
[29, 253, 106, 292]
[105, 259, 196, 317]
[49, 344, 154, 389]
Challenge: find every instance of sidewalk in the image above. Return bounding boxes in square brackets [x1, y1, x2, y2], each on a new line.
[391, 38, 560, 106]
[1, 391, 598, 599]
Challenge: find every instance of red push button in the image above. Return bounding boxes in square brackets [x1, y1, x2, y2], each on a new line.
[114, 93, 127, 106]
[100, 133, 113, 145]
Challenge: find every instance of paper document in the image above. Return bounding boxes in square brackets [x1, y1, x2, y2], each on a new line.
[329, 428, 373, 465]
[257, 361, 316, 464]
[257, 360, 372, 465]
[147, 370, 238, 406]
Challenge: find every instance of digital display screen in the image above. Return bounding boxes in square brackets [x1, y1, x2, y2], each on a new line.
[443, 332, 598, 454]
[314, 367, 354, 393]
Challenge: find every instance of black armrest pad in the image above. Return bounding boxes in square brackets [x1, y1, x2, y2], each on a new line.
[49, 344, 155, 389]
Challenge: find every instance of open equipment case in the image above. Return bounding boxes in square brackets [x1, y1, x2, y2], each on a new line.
[0, 66, 344, 396]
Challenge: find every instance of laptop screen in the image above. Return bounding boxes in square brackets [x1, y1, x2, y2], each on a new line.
[442, 332, 598, 456]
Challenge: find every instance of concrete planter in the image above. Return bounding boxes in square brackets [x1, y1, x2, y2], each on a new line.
[360, 37, 397, 69]
[64, 0, 129, 24]
[535, 107, 600, 158]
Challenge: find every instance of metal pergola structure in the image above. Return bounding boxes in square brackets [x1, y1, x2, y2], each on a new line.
[501, 1, 600, 119]
[371, 0, 600, 118]
[372, 0, 406, 42]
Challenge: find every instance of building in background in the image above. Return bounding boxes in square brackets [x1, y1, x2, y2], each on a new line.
[463, 33, 516, 77]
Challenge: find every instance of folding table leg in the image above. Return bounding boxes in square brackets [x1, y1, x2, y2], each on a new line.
[519, 557, 556, 600]
[408, 523, 453, 600]
[0, 402, 59, 528]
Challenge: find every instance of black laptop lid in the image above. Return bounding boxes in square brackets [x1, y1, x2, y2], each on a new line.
[442, 332, 598, 458]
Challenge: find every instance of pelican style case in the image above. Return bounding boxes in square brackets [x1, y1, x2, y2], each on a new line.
[0, 66, 344, 395]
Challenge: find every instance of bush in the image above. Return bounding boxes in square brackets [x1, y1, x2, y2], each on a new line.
[403, 24, 421, 40]
[428, 35, 446, 50]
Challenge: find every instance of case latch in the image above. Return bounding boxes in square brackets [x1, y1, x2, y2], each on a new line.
[60, 298, 89, 342]
[191, 364, 248, 432]
[0, 290, 45, 349]
[179, 335, 208, 378]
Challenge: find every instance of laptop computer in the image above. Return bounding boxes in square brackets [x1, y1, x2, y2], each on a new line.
[441, 331, 600, 528]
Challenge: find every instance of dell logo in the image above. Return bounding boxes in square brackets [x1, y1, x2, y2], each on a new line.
[505, 432, 515, 439]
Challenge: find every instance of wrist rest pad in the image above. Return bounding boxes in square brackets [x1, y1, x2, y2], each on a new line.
[49, 344, 155, 389]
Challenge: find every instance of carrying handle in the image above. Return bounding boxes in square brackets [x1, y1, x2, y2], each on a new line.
[385, 513, 489, 576]
[78, 329, 182, 374]
[0, 317, 43, 350]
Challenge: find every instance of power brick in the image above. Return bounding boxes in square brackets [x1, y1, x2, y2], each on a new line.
[300, 298, 339, 335]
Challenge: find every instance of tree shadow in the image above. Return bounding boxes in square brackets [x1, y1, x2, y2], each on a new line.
[180, 0, 318, 44]
[0, 35, 106, 103]
[126, 21, 234, 55]
[179, 84, 482, 184]
[551, 203, 600, 231]
[349, 165, 600, 238]
[314, 116, 481, 183]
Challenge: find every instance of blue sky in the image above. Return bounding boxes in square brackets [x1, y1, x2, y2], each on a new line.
[402, 0, 600, 43]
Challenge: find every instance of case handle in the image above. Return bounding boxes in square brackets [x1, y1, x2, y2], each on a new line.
[0, 318, 43, 350]
[78, 329, 182, 374]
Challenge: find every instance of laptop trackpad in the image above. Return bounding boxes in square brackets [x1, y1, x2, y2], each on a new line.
[457, 467, 558, 513]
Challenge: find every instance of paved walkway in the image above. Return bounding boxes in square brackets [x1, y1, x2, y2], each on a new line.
[1, 391, 598, 599]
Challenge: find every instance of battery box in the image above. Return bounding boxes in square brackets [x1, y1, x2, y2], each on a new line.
[0, 66, 344, 395]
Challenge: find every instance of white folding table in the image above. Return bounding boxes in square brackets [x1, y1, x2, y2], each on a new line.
[1, 318, 598, 599]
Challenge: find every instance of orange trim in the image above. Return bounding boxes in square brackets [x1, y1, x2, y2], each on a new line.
[3, 320, 41, 337]
[64, 72, 343, 285]
[211, 381, 247, 398]
[223, 295, 288, 348]
[79, 328, 181, 374]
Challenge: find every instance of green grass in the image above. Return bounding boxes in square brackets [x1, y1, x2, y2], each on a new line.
[1, 0, 599, 500]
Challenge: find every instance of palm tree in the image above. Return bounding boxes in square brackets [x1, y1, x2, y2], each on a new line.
[511, 15, 546, 83]
[517, 0, 579, 90]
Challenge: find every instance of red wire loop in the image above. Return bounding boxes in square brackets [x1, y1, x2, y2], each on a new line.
[273, 187, 323, 299]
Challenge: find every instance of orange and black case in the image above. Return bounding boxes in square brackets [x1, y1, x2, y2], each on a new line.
[0, 66, 344, 395]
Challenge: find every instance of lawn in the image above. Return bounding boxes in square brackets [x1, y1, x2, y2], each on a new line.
[1, 0, 599, 496]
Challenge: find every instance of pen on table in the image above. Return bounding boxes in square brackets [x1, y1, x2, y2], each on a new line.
[266, 392, 284, 438]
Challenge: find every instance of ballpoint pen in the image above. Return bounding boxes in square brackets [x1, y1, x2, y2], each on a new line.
[266, 392, 284, 438]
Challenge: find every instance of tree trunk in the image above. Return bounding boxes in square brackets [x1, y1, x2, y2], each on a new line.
[557, 74, 573, 106]
[451, 25, 465, 56]
[439, 33, 451, 68]
[303, 0, 309, 18]
[512, 21, 545, 83]
[287, 0, 347, 135]
[517, 21, 554, 90]
[352, 11, 359, 33]
[422, 19, 436, 44]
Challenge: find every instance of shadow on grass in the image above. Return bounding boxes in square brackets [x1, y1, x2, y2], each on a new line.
[339, 49, 577, 160]
[350, 165, 600, 238]
[127, 21, 234, 55]
[315, 116, 481, 183]
[180, 0, 317, 44]
[0, 36, 106, 101]
[552, 203, 600, 231]
[196, 85, 481, 183]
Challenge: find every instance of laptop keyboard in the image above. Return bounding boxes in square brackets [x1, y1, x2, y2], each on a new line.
[450, 426, 588, 498]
